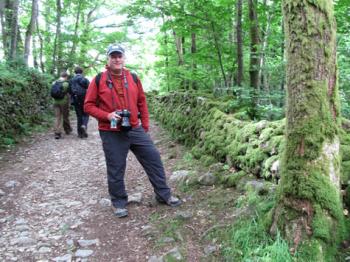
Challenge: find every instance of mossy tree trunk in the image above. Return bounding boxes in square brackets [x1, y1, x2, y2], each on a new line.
[270, 0, 344, 260]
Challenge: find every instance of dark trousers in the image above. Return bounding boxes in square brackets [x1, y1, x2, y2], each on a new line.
[73, 96, 89, 136]
[100, 127, 171, 208]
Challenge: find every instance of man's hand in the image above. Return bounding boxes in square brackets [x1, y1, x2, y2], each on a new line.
[107, 111, 121, 122]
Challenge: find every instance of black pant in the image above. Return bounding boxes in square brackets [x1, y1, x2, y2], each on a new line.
[99, 127, 171, 208]
[73, 96, 89, 136]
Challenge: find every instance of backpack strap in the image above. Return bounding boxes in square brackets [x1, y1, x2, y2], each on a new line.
[94, 71, 138, 90]
[131, 72, 138, 85]
[95, 72, 103, 89]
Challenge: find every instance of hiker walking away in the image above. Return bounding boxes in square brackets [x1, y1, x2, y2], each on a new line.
[84, 44, 181, 218]
[70, 66, 90, 138]
[51, 71, 72, 139]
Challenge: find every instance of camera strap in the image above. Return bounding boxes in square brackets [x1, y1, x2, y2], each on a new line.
[122, 70, 132, 112]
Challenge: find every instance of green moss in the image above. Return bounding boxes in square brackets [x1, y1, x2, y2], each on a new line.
[295, 239, 325, 262]
[219, 171, 246, 187]
[199, 154, 216, 166]
[312, 205, 332, 242]
[341, 161, 350, 184]
[345, 185, 350, 209]
[280, 168, 343, 221]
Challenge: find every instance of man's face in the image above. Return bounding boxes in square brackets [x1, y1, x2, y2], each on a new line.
[108, 52, 125, 71]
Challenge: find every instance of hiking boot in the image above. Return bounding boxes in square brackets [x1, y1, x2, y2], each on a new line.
[156, 195, 182, 207]
[54, 133, 61, 139]
[115, 208, 128, 218]
[81, 125, 88, 138]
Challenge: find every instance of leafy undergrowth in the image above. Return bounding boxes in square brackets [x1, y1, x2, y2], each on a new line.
[150, 127, 350, 261]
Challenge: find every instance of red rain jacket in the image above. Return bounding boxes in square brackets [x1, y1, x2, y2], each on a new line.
[84, 68, 149, 132]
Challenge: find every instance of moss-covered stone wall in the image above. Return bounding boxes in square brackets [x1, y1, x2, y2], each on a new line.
[0, 64, 52, 146]
[147, 91, 350, 188]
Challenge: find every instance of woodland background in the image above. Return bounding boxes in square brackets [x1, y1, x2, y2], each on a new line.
[1, 0, 350, 261]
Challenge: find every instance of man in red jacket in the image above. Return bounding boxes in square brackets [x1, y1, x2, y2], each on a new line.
[84, 44, 181, 218]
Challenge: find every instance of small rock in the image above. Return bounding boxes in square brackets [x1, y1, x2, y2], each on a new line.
[170, 170, 191, 183]
[75, 249, 93, 258]
[141, 225, 158, 238]
[65, 201, 82, 207]
[99, 198, 111, 207]
[204, 245, 217, 255]
[148, 256, 163, 262]
[245, 180, 265, 193]
[16, 237, 36, 247]
[15, 225, 30, 232]
[15, 218, 27, 225]
[163, 247, 183, 261]
[0, 189, 5, 196]
[38, 246, 51, 253]
[160, 237, 175, 243]
[271, 160, 280, 176]
[175, 211, 193, 220]
[128, 193, 142, 204]
[5, 180, 20, 188]
[77, 239, 99, 247]
[198, 172, 217, 186]
[53, 254, 72, 262]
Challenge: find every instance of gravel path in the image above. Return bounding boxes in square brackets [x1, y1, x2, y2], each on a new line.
[0, 118, 179, 262]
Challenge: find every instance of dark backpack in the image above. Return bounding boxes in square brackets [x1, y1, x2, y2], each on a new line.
[71, 75, 89, 97]
[50, 80, 66, 99]
[95, 71, 138, 89]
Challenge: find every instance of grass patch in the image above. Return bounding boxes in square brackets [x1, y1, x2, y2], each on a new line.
[207, 190, 293, 261]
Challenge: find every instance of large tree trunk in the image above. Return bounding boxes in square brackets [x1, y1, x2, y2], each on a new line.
[236, 0, 243, 86]
[270, 0, 344, 259]
[9, 0, 19, 60]
[0, 1, 7, 57]
[2, 0, 19, 61]
[24, 0, 39, 65]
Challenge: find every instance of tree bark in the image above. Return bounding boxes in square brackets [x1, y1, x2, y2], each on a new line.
[36, 16, 45, 72]
[248, 0, 260, 89]
[9, 0, 19, 60]
[209, 20, 227, 88]
[52, 0, 62, 75]
[0, 1, 7, 57]
[191, 32, 197, 90]
[270, 0, 344, 259]
[173, 30, 184, 66]
[24, 0, 39, 65]
[259, 0, 273, 96]
[67, 1, 82, 70]
[236, 0, 243, 86]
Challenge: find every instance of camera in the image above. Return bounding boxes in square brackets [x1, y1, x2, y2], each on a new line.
[115, 109, 131, 131]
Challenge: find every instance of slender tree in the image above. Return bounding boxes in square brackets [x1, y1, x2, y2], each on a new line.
[270, 0, 344, 259]
[248, 0, 260, 89]
[236, 0, 243, 86]
[52, 0, 62, 74]
[24, 0, 39, 65]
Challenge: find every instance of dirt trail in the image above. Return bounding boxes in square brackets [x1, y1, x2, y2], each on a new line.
[0, 118, 191, 262]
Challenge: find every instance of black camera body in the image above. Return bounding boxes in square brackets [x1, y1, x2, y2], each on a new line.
[116, 109, 132, 131]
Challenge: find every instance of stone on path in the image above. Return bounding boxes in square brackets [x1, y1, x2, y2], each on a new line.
[75, 249, 94, 258]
